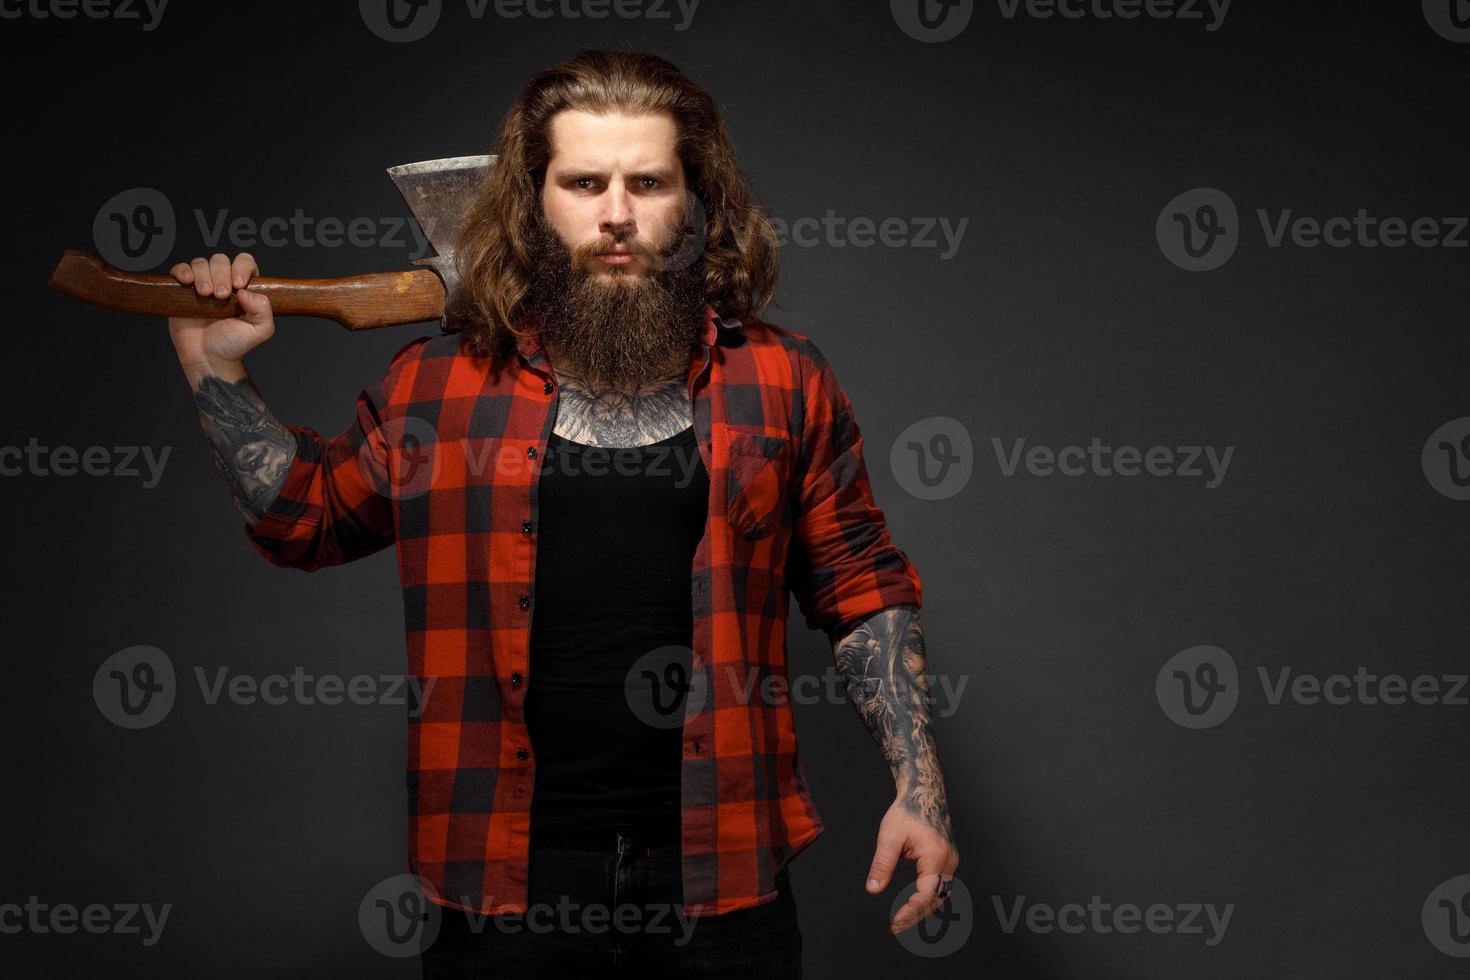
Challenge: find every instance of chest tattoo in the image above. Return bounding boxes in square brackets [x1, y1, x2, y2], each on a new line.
[550, 367, 693, 447]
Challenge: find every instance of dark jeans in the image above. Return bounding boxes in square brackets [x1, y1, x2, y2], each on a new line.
[420, 830, 803, 979]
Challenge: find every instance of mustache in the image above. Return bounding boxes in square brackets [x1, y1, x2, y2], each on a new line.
[569, 229, 684, 270]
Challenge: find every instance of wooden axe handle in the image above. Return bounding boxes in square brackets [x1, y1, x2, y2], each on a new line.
[48, 249, 446, 331]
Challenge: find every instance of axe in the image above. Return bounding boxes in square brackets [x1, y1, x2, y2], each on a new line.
[48, 155, 490, 334]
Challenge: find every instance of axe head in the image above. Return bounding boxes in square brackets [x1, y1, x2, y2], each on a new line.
[387, 154, 493, 333]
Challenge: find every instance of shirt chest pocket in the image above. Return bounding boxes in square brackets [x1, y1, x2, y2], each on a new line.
[726, 429, 795, 541]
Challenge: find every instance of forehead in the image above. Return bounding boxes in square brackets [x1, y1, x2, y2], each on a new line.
[544, 110, 680, 169]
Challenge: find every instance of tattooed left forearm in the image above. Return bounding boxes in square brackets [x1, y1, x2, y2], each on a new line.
[834, 604, 954, 842]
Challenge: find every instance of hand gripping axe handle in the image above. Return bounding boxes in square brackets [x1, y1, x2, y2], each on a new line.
[47, 155, 491, 334]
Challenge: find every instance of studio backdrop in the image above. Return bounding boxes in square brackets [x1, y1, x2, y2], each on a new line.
[3, 1, 1468, 977]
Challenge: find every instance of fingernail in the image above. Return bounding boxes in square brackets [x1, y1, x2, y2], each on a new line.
[867, 878, 881, 890]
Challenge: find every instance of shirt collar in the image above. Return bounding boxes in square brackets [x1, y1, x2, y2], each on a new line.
[515, 304, 730, 360]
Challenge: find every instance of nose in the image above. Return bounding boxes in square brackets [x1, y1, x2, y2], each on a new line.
[600, 184, 634, 238]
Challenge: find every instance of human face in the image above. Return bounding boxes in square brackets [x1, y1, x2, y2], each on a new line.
[539, 109, 690, 281]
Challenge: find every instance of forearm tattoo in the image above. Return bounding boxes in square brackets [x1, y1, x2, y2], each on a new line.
[193, 374, 297, 524]
[834, 604, 954, 842]
[551, 365, 692, 447]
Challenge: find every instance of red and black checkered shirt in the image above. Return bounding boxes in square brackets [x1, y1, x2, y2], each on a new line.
[243, 304, 924, 916]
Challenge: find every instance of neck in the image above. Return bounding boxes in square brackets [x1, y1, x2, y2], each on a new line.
[543, 340, 691, 396]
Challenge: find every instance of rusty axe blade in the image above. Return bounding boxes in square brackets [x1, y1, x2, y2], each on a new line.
[386, 154, 492, 334]
[47, 155, 494, 334]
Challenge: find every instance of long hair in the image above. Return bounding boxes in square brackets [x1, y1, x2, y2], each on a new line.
[453, 49, 781, 357]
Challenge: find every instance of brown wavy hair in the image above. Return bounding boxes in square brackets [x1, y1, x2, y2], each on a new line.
[453, 49, 780, 358]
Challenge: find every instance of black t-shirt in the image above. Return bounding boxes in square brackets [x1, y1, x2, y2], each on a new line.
[524, 424, 710, 849]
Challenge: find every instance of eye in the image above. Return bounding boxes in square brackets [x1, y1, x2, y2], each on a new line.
[638, 177, 661, 190]
[572, 178, 596, 190]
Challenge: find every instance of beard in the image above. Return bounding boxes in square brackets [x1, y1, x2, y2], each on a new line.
[525, 208, 707, 393]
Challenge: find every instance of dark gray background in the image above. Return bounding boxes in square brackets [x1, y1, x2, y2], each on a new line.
[4, 0, 1468, 976]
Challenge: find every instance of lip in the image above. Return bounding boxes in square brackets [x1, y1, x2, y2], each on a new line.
[595, 251, 636, 264]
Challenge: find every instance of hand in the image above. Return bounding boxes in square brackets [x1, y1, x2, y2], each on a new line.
[865, 796, 960, 934]
[166, 251, 275, 385]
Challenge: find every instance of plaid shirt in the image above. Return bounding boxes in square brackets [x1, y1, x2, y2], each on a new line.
[242, 304, 924, 916]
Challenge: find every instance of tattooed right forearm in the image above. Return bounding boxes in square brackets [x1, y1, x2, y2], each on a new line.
[193, 374, 296, 525]
[834, 604, 954, 843]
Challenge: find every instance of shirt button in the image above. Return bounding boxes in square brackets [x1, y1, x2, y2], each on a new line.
[516, 748, 529, 761]
[519, 593, 530, 609]
[510, 672, 522, 687]
[543, 381, 554, 394]
[521, 520, 532, 534]
[527, 446, 537, 459]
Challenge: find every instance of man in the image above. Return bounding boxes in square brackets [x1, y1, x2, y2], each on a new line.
[166, 48, 957, 978]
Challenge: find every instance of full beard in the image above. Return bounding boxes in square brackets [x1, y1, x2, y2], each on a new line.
[525, 209, 707, 393]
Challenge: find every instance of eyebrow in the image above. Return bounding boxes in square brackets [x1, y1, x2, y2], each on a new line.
[554, 166, 679, 184]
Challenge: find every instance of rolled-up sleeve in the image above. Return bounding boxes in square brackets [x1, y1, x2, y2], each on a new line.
[786, 340, 923, 637]
[243, 336, 428, 571]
